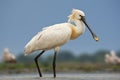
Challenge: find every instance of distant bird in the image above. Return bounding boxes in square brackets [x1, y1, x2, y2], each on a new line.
[110, 50, 120, 64]
[2, 48, 16, 63]
[105, 50, 120, 65]
[24, 9, 99, 78]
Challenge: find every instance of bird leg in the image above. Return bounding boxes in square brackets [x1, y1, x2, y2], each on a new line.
[34, 50, 45, 77]
[52, 51, 57, 78]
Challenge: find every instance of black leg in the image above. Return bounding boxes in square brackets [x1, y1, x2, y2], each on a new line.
[34, 50, 45, 77]
[52, 51, 57, 78]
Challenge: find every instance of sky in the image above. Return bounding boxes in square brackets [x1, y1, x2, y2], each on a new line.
[0, 0, 120, 58]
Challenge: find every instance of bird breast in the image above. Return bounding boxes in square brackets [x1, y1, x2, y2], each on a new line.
[69, 25, 79, 40]
[69, 24, 83, 40]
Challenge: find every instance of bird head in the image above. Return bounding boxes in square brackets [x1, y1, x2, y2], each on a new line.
[110, 50, 116, 57]
[4, 48, 10, 53]
[68, 9, 85, 22]
[68, 9, 99, 42]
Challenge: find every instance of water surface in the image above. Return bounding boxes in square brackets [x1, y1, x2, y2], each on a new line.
[0, 73, 120, 80]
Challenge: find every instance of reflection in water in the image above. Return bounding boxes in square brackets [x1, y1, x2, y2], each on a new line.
[0, 73, 120, 80]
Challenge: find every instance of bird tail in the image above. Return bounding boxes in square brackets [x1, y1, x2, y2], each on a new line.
[24, 49, 30, 56]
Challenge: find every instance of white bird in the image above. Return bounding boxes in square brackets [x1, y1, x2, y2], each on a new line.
[24, 9, 99, 78]
[110, 50, 120, 64]
[2, 48, 16, 63]
[105, 53, 116, 64]
[105, 50, 120, 65]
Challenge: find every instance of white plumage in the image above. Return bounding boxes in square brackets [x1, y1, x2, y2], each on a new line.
[24, 9, 99, 78]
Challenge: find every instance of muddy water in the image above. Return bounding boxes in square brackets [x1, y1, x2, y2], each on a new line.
[0, 73, 120, 80]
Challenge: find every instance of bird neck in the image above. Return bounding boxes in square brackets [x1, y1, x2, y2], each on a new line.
[74, 20, 85, 36]
[69, 20, 85, 40]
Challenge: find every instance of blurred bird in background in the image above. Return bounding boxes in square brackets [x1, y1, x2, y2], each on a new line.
[2, 48, 16, 63]
[105, 50, 120, 65]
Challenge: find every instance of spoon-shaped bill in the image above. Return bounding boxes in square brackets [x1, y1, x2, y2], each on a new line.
[81, 16, 99, 42]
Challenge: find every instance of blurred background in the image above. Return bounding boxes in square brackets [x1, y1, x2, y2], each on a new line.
[0, 0, 120, 74]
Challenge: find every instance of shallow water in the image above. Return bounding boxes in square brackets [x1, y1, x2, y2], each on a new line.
[0, 73, 120, 80]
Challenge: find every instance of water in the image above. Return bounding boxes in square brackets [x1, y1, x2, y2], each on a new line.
[0, 73, 120, 80]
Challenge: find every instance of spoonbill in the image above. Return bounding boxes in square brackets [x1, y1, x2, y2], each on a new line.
[24, 9, 99, 78]
[105, 50, 120, 65]
[2, 48, 16, 63]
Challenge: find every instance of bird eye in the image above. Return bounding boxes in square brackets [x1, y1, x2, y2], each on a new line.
[79, 15, 83, 20]
[79, 15, 82, 17]
[79, 15, 83, 18]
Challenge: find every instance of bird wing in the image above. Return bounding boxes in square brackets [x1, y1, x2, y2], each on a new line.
[42, 24, 59, 30]
[42, 23, 68, 30]
[38, 23, 66, 40]
[37, 23, 71, 40]
[26, 23, 72, 51]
